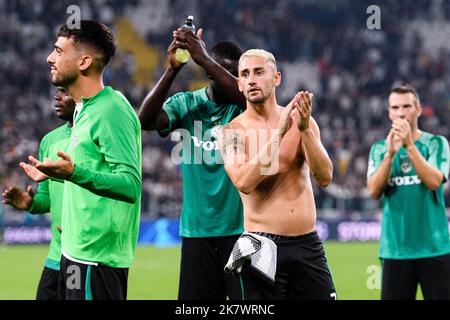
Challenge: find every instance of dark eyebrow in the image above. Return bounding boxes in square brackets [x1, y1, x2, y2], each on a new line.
[54, 45, 63, 52]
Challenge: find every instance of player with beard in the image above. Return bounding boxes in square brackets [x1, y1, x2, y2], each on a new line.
[138, 28, 245, 299]
[219, 49, 336, 299]
[367, 84, 450, 300]
[22, 21, 142, 300]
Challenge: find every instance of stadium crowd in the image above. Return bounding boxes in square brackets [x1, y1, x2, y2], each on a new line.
[1, 0, 449, 222]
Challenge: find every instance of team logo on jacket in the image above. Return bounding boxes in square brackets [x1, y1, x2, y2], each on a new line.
[400, 155, 411, 173]
[71, 134, 79, 147]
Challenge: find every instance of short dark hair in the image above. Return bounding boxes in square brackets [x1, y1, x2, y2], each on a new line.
[389, 83, 421, 105]
[57, 20, 117, 67]
[210, 41, 243, 62]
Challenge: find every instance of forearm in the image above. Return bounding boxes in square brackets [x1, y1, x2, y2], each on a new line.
[197, 57, 246, 108]
[301, 129, 333, 187]
[69, 164, 141, 203]
[138, 66, 179, 130]
[406, 144, 444, 190]
[228, 132, 283, 193]
[367, 154, 393, 199]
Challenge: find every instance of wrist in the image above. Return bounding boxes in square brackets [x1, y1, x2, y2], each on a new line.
[405, 143, 415, 152]
[66, 164, 76, 181]
[384, 152, 394, 161]
[300, 127, 312, 134]
[168, 64, 183, 73]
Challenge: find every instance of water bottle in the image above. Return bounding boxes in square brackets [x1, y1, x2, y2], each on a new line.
[175, 15, 196, 64]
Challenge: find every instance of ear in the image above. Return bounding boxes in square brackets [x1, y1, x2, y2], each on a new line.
[416, 103, 422, 117]
[79, 54, 94, 71]
[274, 71, 282, 87]
[237, 77, 244, 93]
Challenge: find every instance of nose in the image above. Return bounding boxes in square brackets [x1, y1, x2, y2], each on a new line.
[248, 73, 257, 85]
[397, 107, 407, 118]
[47, 51, 55, 65]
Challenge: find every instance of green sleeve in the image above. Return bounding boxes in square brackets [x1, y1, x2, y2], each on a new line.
[367, 142, 385, 178]
[69, 107, 141, 204]
[28, 179, 50, 214]
[29, 140, 50, 214]
[158, 92, 189, 137]
[428, 135, 450, 183]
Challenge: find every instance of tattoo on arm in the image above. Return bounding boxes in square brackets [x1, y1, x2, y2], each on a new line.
[221, 127, 245, 164]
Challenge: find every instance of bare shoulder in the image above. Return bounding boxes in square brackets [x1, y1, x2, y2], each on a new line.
[222, 113, 247, 131]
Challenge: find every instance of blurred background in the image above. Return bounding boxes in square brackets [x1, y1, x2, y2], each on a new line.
[0, 0, 449, 299]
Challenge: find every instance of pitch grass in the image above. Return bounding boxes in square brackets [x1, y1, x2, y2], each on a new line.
[0, 242, 423, 300]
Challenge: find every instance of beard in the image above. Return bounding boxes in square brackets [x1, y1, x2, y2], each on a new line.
[245, 91, 267, 104]
[51, 71, 77, 88]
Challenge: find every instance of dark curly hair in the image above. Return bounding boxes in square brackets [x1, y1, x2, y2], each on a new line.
[57, 20, 117, 67]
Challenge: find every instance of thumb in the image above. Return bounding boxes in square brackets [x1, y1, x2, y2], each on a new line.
[286, 94, 299, 111]
[197, 28, 203, 41]
[57, 150, 70, 161]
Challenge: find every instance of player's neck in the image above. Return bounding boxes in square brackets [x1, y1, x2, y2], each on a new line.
[412, 128, 423, 141]
[68, 76, 105, 103]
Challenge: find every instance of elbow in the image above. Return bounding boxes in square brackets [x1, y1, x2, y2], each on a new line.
[235, 180, 254, 194]
[368, 190, 381, 200]
[426, 181, 441, 192]
[317, 176, 332, 188]
[224, 165, 256, 194]
[124, 179, 142, 204]
[127, 191, 140, 204]
[367, 184, 381, 200]
[138, 115, 153, 131]
[120, 191, 140, 204]
[233, 177, 257, 194]
[316, 165, 333, 188]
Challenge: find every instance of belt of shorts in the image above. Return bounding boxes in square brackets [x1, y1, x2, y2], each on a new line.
[252, 230, 318, 241]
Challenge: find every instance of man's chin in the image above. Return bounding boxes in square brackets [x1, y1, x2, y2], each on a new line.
[248, 97, 265, 104]
[51, 78, 62, 86]
[56, 113, 71, 122]
[51, 75, 73, 88]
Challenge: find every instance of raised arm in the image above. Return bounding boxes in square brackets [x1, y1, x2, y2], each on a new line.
[138, 37, 185, 131]
[219, 99, 297, 194]
[296, 92, 332, 187]
[174, 28, 246, 108]
[367, 130, 401, 199]
[392, 119, 448, 191]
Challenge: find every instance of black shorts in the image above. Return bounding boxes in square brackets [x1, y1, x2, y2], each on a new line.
[36, 267, 59, 300]
[381, 253, 450, 300]
[179, 235, 242, 300]
[57, 255, 129, 300]
[240, 230, 337, 300]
